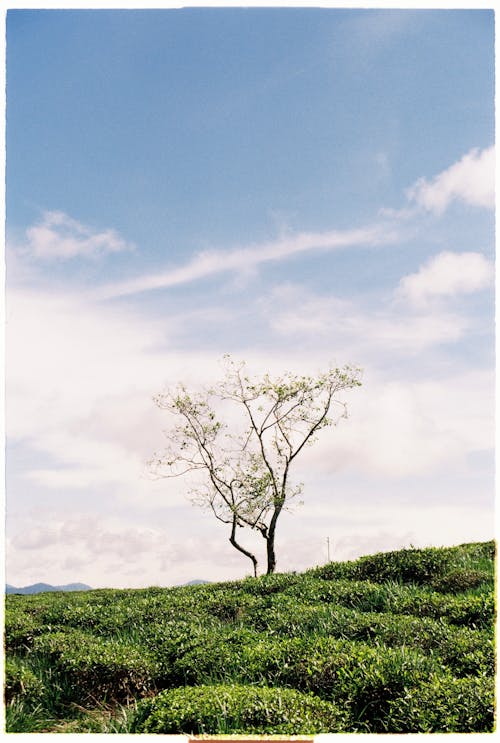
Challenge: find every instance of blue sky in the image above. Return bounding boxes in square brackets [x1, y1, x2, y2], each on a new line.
[5, 6, 495, 588]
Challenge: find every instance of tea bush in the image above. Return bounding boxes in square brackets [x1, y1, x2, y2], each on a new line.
[349, 545, 452, 584]
[281, 575, 494, 628]
[237, 600, 493, 676]
[431, 568, 492, 593]
[131, 684, 347, 734]
[5, 539, 494, 734]
[169, 626, 264, 686]
[32, 630, 160, 703]
[5, 609, 42, 652]
[202, 591, 261, 623]
[386, 674, 495, 732]
[310, 541, 495, 586]
[262, 636, 438, 730]
[171, 631, 441, 729]
[232, 571, 304, 596]
[4, 658, 45, 704]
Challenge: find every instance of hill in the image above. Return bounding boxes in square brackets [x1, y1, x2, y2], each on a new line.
[6, 582, 92, 595]
[4, 540, 495, 734]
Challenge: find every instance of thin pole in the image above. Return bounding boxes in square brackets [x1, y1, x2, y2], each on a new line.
[327, 536, 330, 563]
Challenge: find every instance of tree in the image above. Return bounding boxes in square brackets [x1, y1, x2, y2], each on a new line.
[150, 356, 362, 576]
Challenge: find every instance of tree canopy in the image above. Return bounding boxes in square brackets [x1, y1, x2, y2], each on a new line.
[150, 356, 362, 575]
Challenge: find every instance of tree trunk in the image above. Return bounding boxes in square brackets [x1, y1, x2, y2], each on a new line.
[265, 502, 284, 574]
[266, 534, 276, 575]
[229, 516, 258, 577]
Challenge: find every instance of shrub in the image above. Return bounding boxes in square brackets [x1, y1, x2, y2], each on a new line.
[386, 674, 495, 733]
[306, 560, 354, 581]
[245, 602, 494, 677]
[431, 592, 494, 628]
[4, 610, 41, 652]
[169, 626, 263, 686]
[33, 630, 159, 703]
[131, 684, 347, 734]
[431, 569, 492, 593]
[351, 546, 452, 585]
[5, 539, 494, 734]
[311, 541, 495, 583]
[283, 576, 393, 612]
[235, 572, 303, 596]
[4, 658, 45, 704]
[203, 592, 261, 623]
[238, 593, 313, 634]
[183, 633, 438, 722]
[454, 540, 495, 564]
[269, 637, 438, 730]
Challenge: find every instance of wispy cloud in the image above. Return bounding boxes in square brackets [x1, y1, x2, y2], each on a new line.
[262, 279, 471, 354]
[301, 368, 494, 478]
[25, 210, 134, 260]
[406, 146, 495, 214]
[95, 223, 398, 300]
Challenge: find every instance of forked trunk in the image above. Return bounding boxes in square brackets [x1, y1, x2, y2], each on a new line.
[229, 516, 258, 577]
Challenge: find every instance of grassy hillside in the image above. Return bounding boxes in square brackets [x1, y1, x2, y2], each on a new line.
[4, 540, 495, 734]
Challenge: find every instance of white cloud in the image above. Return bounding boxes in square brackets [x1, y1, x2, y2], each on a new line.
[293, 367, 494, 482]
[5, 287, 238, 511]
[263, 281, 468, 354]
[6, 514, 255, 588]
[295, 499, 493, 562]
[7, 489, 494, 588]
[319, 371, 494, 478]
[95, 222, 398, 299]
[25, 210, 134, 260]
[6, 247, 492, 500]
[406, 146, 495, 214]
[5, 233, 494, 587]
[398, 251, 494, 307]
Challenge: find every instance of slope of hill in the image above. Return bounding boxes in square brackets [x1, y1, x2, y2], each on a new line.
[6, 582, 92, 595]
[4, 540, 495, 734]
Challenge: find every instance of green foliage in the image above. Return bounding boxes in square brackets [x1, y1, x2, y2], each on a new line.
[32, 629, 159, 703]
[131, 684, 347, 734]
[311, 540, 495, 586]
[4, 699, 56, 734]
[386, 674, 495, 733]
[233, 571, 304, 596]
[350, 545, 453, 584]
[431, 568, 492, 593]
[235, 597, 494, 677]
[4, 539, 495, 734]
[282, 574, 494, 628]
[4, 601, 46, 651]
[237, 635, 439, 729]
[4, 657, 45, 704]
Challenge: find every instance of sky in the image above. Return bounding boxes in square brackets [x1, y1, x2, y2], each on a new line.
[4, 4, 495, 589]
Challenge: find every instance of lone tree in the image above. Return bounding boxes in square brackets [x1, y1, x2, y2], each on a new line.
[150, 357, 362, 576]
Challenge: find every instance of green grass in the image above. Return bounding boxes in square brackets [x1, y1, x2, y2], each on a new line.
[4, 539, 496, 734]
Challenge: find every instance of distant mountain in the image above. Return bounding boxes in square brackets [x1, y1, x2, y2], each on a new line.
[182, 579, 211, 586]
[6, 582, 92, 595]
